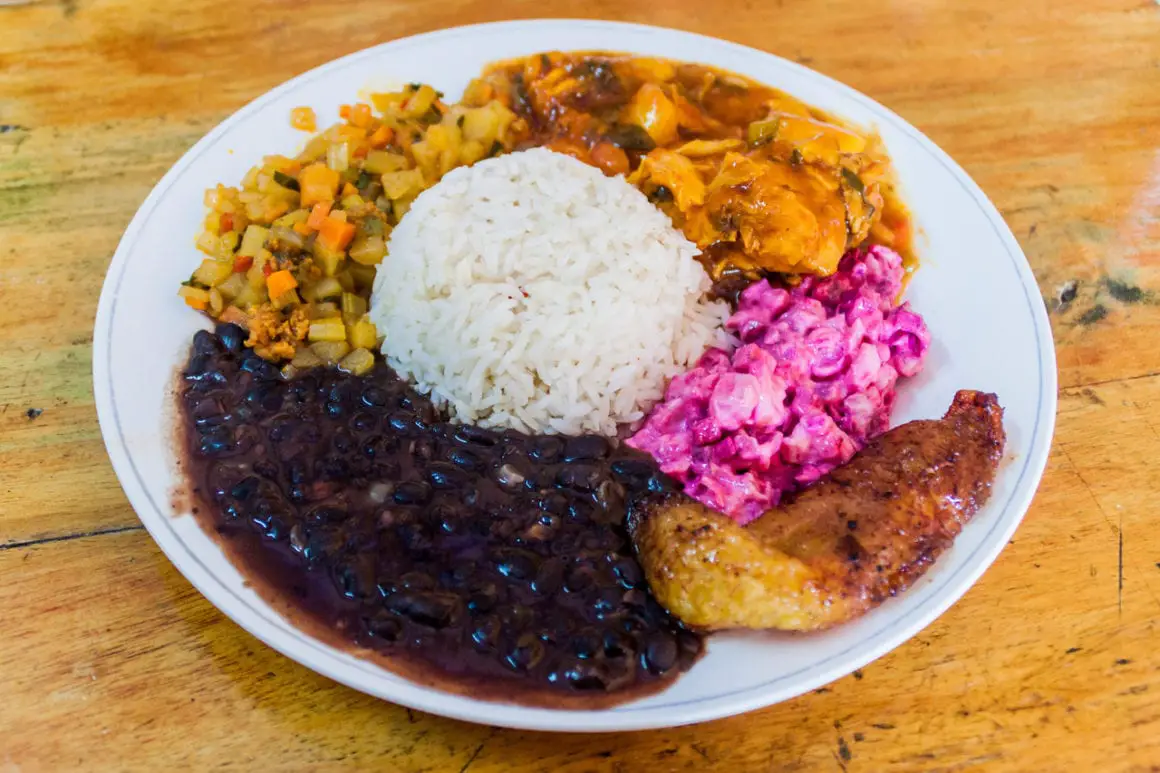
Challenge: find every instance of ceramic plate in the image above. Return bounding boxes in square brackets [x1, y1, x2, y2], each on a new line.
[93, 20, 1057, 732]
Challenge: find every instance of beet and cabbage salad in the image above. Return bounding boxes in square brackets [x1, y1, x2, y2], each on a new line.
[175, 52, 1003, 706]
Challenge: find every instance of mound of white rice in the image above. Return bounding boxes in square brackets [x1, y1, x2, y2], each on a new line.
[369, 148, 730, 436]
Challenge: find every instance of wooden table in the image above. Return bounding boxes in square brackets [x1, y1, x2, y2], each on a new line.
[2, 0, 1158, 769]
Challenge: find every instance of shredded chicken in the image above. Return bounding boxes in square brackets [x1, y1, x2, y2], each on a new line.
[477, 53, 909, 278]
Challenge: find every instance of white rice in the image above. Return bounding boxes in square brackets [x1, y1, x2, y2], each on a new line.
[369, 148, 730, 436]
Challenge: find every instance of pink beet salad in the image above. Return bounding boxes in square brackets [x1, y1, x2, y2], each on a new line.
[627, 245, 930, 524]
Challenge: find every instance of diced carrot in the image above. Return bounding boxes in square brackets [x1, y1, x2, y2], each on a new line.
[290, 106, 317, 132]
[339, 104, 352, 120]
[293, 221, 314, 236]
[184, 296, 209, 311]
[352, 145, 368, 160]
[283, 161, 302, 176]
[368, 124, 394, 149]
[318, 215, 357, 252]
[306, 201, 331, 230]
[219, 212, 235, 233]
[266, 269, 298, 299]
[350, 103, 372, 128]
[233, 254, 254, 273]
[342, 182, 358, 197]
[546, 137, 589, 163]
[299, 163, 340, 208]
[590, 142, 630, 176]
[262, 261, 274, 277]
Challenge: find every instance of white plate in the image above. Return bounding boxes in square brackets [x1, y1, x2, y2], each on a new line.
[93, 20, 1057, 732]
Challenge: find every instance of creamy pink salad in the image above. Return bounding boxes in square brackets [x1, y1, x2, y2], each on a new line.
[628, 245, 930, 524]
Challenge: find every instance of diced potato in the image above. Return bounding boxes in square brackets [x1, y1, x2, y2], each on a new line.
[334, 270, 355, 293]
[362, 151, 409, 175]
[326, 142, 350, 173]
[402, 84, 438, 118]
[218, 230, 240, 257]
[348, 234, 386, 266]
[409, 140, 440, 181]
[341, 292, 367, 318]
[347, 264, 377, 292]
[459, 139, 488, 165]
[237, 224, 271, 257]
[311, 302, 340, 318]
[208, 287, 224, 315]
[370, 91, 407, 114]
[216, 272, 247, 300]
[299, 134, 330, 162]
[232, 283, 266, 310]
[273, 208, 309, 228]
[291, 347, 324, 369]
[338, 347, 375, 376]
[312, 241, 344, 277]
[347, 317, 379, 351]
[308, 318, 347, 343]
[245, 262, 266, 290]
[460, 79, 494, 107]
[310, 340, 351, 365]
[193, 258, 234, 287]
[461, 103, 502, 143]
[313, 297, 338, 315]
[392, 197, 413, 220]
[178, 285, 210, 309]
[381, 169, 424, 200]
[195, 231, 220, 256]
[302, 276, 344, 301]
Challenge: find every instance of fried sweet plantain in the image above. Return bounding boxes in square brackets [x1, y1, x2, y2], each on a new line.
[629, 390, 1005, 631]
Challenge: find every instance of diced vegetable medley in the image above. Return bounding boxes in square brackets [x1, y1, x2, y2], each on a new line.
[180, 83, 525, 374]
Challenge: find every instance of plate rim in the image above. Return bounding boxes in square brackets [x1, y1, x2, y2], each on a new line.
[92, 18, 1058, 732]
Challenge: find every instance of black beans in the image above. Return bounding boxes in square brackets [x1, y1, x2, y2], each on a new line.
[191, 329, 221, 357]
[494, 549, 537, 581]
[642, 633, 679, 674]
[528, 435, 564, 461]
[447, 447, 485, 471]
[505, 634, 544, 672]
[427, 463, 469, 490]
[454, 425, 498, 446]
[240, 353, 280, 382]
[556, 463, 602, 492]
[386, 590, 460, 629]
[563, 435, 609, 462]
[361, 386, 390, 407]
[612, 557, 643, 589]
[393, 480, 432, 505]
[178, 327, 702, 703]
[215, 323, 245, 353]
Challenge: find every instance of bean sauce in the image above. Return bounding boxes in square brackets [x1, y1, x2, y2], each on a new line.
[178, 324, 703, 706]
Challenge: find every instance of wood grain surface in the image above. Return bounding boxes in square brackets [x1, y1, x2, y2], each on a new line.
[2, 0, 1159, 770]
